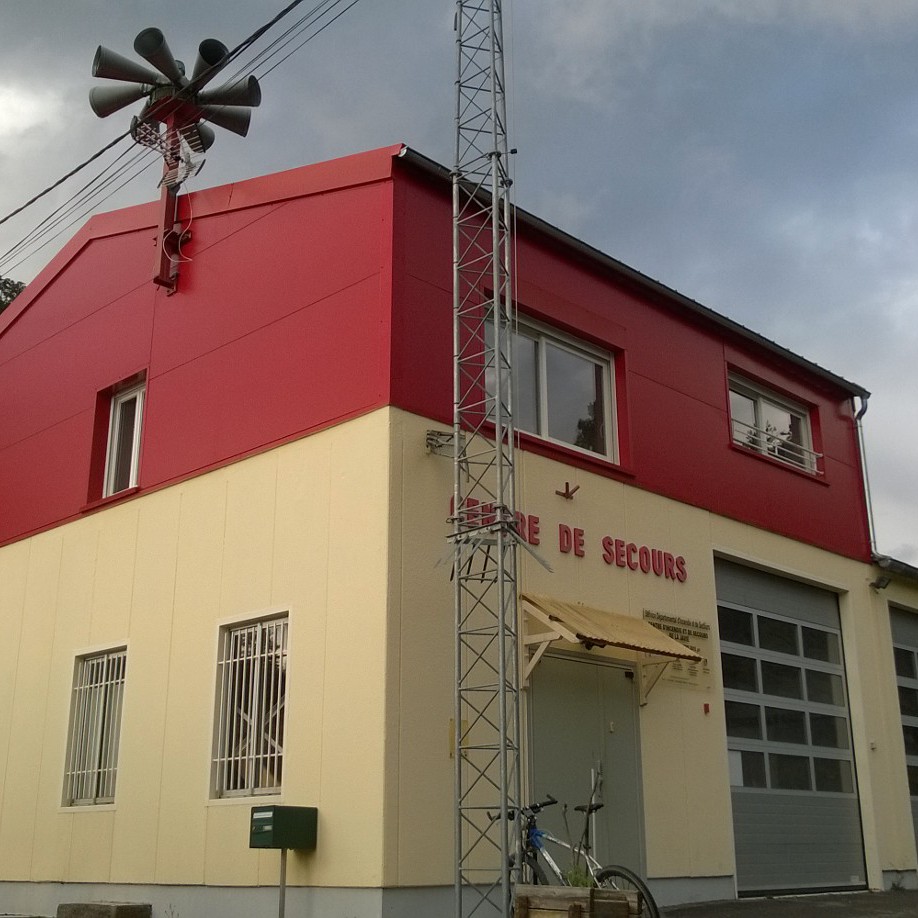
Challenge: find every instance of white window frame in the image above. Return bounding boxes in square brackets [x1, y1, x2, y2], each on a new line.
[514, 320, 617, 462]
[728, 374, 818, 472]
[103, 381, 145, 497]
[62, 647, 127, 806]
[211, 614, 289, 798]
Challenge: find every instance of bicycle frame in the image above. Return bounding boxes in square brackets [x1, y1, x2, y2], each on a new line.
[526, 825, 604, 885]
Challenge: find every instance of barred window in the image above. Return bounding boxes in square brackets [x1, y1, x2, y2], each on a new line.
[63, 648, 127, 806]
[212, 615, 288, 797]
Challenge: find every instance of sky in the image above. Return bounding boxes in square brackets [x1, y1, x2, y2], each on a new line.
[1, 0, 916, 562]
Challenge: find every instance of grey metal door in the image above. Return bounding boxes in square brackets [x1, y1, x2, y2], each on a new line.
[529, 655, 644, 874]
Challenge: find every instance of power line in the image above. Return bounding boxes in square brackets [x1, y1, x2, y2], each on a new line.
[0, 131, 130, 230]
[0, 0, 365, 277]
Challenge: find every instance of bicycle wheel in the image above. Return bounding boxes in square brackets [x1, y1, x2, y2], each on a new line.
[594, 865, 659, 918]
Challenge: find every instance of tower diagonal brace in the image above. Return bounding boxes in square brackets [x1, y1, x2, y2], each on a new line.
[452, 3, 521, 918]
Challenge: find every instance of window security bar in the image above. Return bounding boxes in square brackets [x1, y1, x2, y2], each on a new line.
[731, 419, 822, 469]
[63, 648, 127, 805]
[212, 617, 288, 797]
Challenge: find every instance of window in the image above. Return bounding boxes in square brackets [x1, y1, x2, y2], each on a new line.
[719, 605, 855, 793]
[728, 375, 817, 471]
[62, 648, 127, 806]
[104, 381, 145, 496]
[488, 320, 615, 460]
[212, 615, 288, 797]
[894, 640, 918, 799]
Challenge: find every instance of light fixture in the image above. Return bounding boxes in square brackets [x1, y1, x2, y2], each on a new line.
[869, 575, 892, 591]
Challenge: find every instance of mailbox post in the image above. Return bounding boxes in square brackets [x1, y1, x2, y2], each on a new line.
[250, 805, 318, 918]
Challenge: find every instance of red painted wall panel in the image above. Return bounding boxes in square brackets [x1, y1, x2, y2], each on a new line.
[388, 162, 870, 561]
[0, 147, 871, 561]
[0, 154, 396, 546]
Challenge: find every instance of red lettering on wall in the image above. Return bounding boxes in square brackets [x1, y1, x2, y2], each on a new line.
[651, 549, 664, 576]
[601, 536, 614, 564]
[664, 553, 676, 580]
[614, 538, 626, 567]
[675, 556, 687, 582]
[528, 515, 541, 546]
[573, 528, 585, 557]
[559, 524, 573, 553]
[638, 545, 651, 573]
[626, 542, 639, 571]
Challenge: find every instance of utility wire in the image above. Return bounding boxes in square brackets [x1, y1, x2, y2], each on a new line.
[0, 0, 364, 274]
[0, 130, 130, 230]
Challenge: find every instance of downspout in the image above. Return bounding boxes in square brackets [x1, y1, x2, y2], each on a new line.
[854, 395, 878, 553]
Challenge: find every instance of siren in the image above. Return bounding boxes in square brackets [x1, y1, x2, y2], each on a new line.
[197, 75, 261, 108]
[198, 105, 253, 137]
[92, 45, 163, 85]
[133, 27, 187, 85]
[191, 38, 229, 88]
[89, 83, 152, 118]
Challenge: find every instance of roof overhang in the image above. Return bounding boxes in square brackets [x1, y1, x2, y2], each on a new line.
[520, 593, 702, 704]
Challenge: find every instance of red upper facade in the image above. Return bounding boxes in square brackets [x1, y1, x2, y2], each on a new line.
[0, 144, 872, 559]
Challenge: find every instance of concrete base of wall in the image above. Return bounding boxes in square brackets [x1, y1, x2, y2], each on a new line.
[649, 875, 737, 907]
[0, 882, 454, 918]
[0, 876, 738, 915]
[881, 869, 918, 891]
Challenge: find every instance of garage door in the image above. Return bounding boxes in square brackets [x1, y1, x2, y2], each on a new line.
[716, 560, 866, 894]
[890, 605, 918, 848]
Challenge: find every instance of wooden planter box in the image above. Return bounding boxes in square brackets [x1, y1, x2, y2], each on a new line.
[513, 885, 634, 918]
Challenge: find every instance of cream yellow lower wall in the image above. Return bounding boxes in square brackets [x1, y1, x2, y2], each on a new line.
[390, 408, 918, 890]
[2, 406, 916, 897]
[0, 410, 394, 889]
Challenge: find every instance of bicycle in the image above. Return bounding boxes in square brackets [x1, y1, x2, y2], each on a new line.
[514, 794, 660, 918]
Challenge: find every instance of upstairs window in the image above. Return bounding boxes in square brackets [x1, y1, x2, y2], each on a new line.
[488, 320, 615, 461]
[212, 614, 288, 797]
[728, 375, 817, 472]
[63, 648, 127, 806]
[104, 381, 145, 496]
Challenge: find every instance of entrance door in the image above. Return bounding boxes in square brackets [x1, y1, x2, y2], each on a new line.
[529, 655, 644, 873]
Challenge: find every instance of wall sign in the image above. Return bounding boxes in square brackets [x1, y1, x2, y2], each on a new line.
[643, 609, 712, 689]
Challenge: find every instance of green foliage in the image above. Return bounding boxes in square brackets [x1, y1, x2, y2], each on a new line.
[565, 863, 593, 887]
[0, 275, 25, 315]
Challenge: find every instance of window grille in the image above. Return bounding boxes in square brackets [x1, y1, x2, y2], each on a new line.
[63, 648, 127, 805]
[212, 616, 288, 797]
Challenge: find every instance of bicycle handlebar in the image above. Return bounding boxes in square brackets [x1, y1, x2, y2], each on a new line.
[487, 794, 558, 822]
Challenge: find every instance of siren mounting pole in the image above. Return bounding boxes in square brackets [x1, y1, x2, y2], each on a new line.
[153, 113, 184, 291]
[452, 2, 520, 917]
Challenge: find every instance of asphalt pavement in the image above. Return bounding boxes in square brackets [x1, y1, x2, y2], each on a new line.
[662, 889, 918, 918]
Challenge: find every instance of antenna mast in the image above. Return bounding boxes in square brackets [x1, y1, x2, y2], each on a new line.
[452, 2, 520, 916]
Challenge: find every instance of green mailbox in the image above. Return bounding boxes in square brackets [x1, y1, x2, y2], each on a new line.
[249, 805, 318, 850]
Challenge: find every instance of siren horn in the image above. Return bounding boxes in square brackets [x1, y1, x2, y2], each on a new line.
[191, 38, 230, 88]
[197, 75, 262, 108]
[198, 104, 253, 137]
[89, 84, 152, 119]
[133, 27, 186, 85]
[92, 45, 163, 85]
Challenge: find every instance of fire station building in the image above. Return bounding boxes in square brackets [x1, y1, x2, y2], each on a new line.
[1, 144, 917, 916]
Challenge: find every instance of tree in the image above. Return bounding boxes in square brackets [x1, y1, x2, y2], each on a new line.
[0, 276, 25, 316]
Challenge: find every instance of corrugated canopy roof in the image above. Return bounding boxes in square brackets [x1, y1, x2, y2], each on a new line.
[521, 593, 702, 662]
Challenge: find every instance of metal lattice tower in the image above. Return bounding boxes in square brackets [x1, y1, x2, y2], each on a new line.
[452, 2, 520, 916]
